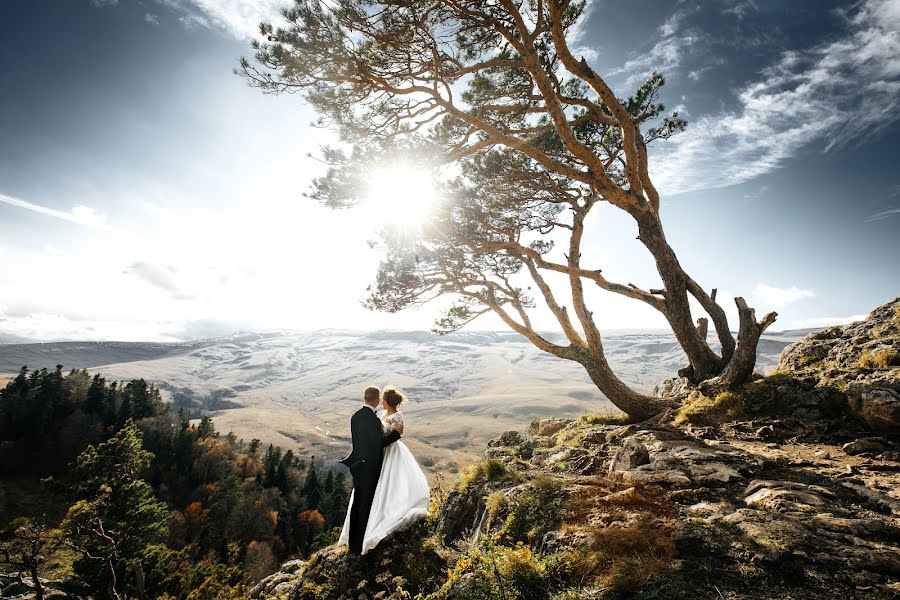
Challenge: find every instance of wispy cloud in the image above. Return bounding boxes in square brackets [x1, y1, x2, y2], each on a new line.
[865, 207, 900, 221]
[608, 6, 704, 90]
[0, 193, 116, 231]
[90, 0, 118, 7]
[865, 183, 900, 221]
[743, 184, 769, 200]
[752, 284, 815, 308]
[651, 0, 900, 195]
[0, 312, 182, 343]
[154, 0, 286, 40]
[144, 12, 161, 25]
[124, 262, 195, 300]
[722, 0, 759, 20]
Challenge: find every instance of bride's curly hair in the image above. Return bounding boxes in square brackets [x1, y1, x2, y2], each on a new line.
[383, 388, 404, 408]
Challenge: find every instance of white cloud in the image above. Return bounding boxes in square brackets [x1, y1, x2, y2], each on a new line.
[568, 0, 602, 65]
[156, 0, 286, 39]
[752, 284, 815, 308]
[178, 13, 211, 29]
[651, 0, 900, 195]
[90, 0, 118, 7]
[123, 262, 193, 300]
[609, 6, 704, 90]
[866, 207, 900, 221]
[70, 204, 108, 227]
[789, 314, 866, 328]
[743, 184, 768, 199]
[722, 0, 759, 20]
[0, 193, 116, 231]
[144, 12, 160, 25]
[0, 312, 183, 343]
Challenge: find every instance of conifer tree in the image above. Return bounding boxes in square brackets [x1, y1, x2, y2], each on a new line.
[60, 420, 169, 599]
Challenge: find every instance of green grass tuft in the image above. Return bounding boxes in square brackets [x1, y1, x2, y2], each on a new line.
[456, 458, 520, 491]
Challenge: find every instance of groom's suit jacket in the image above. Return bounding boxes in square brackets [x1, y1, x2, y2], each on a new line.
[340, 405, 401, 478]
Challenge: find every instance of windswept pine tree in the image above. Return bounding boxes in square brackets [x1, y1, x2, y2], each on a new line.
[239, 0, 778, 419]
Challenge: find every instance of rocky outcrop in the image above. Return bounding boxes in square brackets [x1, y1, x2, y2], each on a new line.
[249, 302, 900, 599]
[248, 559, 305, 599]
[256, 407, 900, 599]
[0, 573, 87, 599]
[779, 297, 899, 388]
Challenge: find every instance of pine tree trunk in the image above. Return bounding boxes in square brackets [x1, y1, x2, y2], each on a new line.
[581, 356, 674, 421]
[632, 207, 721, 380]
[703, 298, 778, 391]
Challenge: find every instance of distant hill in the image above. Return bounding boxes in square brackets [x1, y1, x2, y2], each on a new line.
[0, 329, 794, 476]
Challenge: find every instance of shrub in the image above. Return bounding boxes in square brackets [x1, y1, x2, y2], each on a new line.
[456, 459, 520, 491]
[428, 542, 555, 600]
[491, 478, 563, 546]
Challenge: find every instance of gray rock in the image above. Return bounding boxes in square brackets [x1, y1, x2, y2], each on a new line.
[608, 437, 650, 472]
[621, 467, 692, 486]
[280, 559, 305, 574]
[840, 481, 900, 515]
[488, 430, 524, 447]
[842, 437, 890, 455]
[810, 513, 899, 537]
[652, 376, 694, 401]
[848, 387, 900, 431]
[527, 418, 572, 438]
[744, 486, 825, 511]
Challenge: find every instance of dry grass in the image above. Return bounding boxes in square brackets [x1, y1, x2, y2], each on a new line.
[858, 347, 899, 369]
[577, 410, 630, 426]
[569, 516, 677, 592]
[557, 475, 678, 591]
[564, 478, 678, 526]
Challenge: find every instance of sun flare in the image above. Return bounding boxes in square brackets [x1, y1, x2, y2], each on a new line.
[364, 164, 440, 230]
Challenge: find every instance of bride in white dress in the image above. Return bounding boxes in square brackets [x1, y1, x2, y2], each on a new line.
[338, 388, 430, 555]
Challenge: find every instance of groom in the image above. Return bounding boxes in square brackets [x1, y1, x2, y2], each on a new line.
[339, 386, 401, 556]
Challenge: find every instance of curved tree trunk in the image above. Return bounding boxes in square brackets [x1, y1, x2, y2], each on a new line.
[580, 354, 675, 421]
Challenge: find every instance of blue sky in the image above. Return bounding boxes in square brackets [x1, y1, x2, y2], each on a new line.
[0, 0, 897, 342]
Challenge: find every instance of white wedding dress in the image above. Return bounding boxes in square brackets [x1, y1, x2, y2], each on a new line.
[338, 411, 430, 554]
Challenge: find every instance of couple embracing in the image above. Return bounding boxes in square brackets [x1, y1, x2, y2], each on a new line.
[337, 386, 430, 556]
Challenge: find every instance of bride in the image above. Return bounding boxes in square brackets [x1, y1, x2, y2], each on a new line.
[338, 388, 430, 554]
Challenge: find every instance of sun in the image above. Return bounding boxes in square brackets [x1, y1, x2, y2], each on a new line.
[364, 164, 440, 230]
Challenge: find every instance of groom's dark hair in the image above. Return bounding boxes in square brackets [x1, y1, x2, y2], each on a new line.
[364, 386, 381, 404]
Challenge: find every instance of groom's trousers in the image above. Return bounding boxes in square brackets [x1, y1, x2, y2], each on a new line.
[348, 469, 378, 555]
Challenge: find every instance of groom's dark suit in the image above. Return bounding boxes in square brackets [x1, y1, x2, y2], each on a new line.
[340, 405, 401, 555]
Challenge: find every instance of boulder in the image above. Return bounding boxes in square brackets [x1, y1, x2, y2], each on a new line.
[848, 387, 900, 430]
[488, 430, 524, 447]
[608, 437, 650, 472]
[652, 376, 694, 401]
[280, 559, 305, 574]
[527, 418, 572, 438]
[842, 437, 890, 456]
